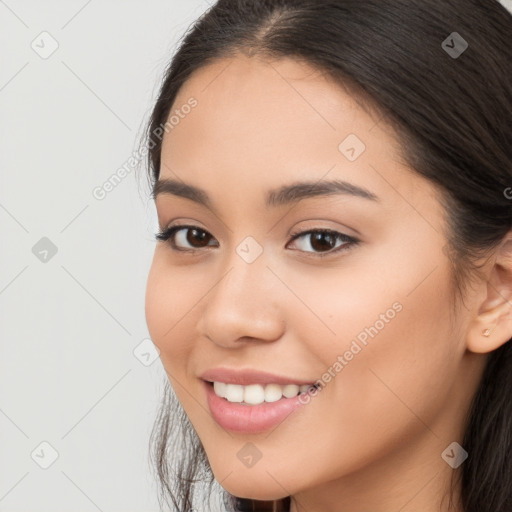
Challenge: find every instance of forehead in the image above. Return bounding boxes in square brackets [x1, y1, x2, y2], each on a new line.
[159, 54, 432, 211]
[169, 53, 377, 145]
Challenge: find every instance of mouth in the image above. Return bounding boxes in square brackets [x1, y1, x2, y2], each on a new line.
[203, 379, 319, 433]
[205, 380, 320, 405]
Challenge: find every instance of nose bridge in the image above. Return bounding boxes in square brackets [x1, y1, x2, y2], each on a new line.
[200, 238, 284, 345]
[220, 234, 270, 298]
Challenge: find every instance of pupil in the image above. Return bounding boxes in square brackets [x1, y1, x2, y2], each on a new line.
[188, 229, 209, 247]
[311, 232, 335, 252]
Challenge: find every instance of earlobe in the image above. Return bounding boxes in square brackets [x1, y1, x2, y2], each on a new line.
[467, 299, 512, 353]
[466, 294, 512, 353]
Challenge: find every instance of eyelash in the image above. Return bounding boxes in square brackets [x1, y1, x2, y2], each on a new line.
[155, 224, 360, 258]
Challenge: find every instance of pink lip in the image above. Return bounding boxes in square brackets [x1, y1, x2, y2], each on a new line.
[199, 367, 316, 386]
[203, 380, 312, 433]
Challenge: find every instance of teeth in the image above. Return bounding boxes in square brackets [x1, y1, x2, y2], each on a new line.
[213, 381, 228, 398]
[225, 383, 244, 403]
[212, 381, 315, 404]
[264, 384, 283, 403]
[245, 384, 265, 405]
[283, 384, 300, 398]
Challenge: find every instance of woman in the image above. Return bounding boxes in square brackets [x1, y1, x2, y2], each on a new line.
[142, 1, 512, 511]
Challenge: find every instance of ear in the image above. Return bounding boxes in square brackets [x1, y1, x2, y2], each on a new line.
[466, 233, 512, 354]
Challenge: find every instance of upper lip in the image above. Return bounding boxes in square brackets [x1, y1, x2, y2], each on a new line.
[200, 367, 316, 386]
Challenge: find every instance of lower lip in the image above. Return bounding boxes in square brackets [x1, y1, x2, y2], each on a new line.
[204, 381, 312, 434]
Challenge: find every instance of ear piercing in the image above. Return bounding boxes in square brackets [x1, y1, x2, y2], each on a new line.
[482, 327, 493, 337]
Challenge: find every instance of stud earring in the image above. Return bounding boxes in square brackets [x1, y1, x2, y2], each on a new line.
[482, 328, 492, 337]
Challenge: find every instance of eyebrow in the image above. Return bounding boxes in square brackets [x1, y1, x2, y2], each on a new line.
[152, 177, 380, 210]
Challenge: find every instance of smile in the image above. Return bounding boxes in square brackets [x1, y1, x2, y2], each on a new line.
[204, 380, 320, 433]
[210, 381, 318, 405]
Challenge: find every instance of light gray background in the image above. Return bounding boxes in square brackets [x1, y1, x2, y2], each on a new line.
[1, 1, 511, 511]
[0, 1, 212, 511]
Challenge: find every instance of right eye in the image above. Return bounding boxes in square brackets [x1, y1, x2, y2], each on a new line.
[155, 224, 219, 252]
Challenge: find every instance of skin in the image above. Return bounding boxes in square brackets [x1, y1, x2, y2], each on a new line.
[145, 53, 512, 512]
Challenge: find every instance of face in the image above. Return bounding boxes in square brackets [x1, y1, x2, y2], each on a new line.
[145, 54, 484, 506]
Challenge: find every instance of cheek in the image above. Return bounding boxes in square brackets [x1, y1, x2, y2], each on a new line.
[144, 254, 195, 371]
[144, 256, 170, 348]
[283, 247, 458, 434]
[311, 260, 458, 453]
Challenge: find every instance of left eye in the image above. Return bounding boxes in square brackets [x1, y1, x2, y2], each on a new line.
[155, 225, 359, 256]
[286, 229, 358, 256]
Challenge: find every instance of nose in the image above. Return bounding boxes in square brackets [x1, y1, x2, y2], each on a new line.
[197, 252, 285, 348]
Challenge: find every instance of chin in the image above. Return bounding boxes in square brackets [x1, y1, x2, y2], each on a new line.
[215, 471, 292, 501]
